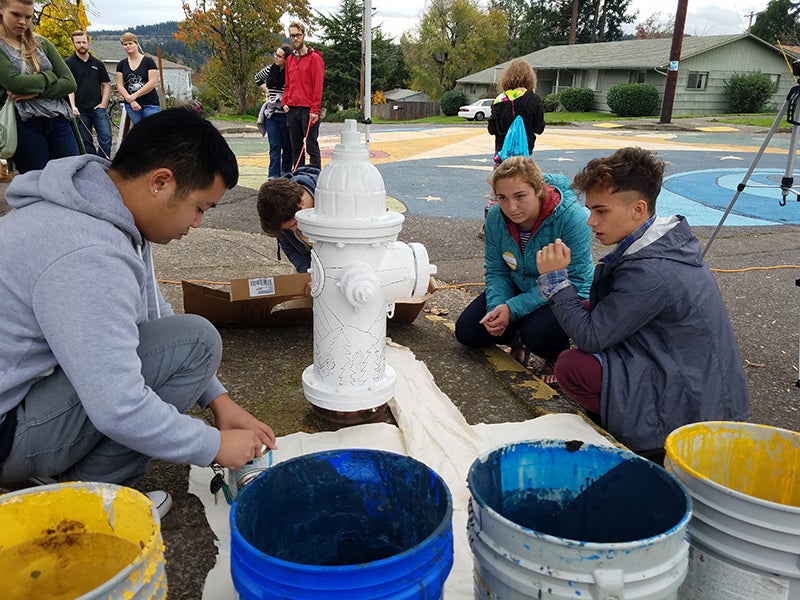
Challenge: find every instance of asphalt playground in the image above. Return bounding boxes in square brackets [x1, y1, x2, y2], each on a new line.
[3, 116, 800, 598]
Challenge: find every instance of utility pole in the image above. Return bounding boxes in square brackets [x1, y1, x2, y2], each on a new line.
[659, 0, 688, 124]
[744, 11, 758, 32]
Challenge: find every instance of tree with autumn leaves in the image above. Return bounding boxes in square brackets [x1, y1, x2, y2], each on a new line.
[176, 0, 312, 114]
[35, 0, 90, 56]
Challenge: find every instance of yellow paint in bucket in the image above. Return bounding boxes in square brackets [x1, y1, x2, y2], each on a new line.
[665, 421, 800, 506]
[0, 482, 167, 600]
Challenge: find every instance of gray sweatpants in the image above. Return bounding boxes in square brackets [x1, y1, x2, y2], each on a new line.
[0, 314, 222, 486]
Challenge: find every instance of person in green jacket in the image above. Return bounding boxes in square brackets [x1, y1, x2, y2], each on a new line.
[0, 0, 78, 174]
[455, 156, 594, 384]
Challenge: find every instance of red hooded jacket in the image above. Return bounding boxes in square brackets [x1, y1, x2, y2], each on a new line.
[283, 47, 324, 114]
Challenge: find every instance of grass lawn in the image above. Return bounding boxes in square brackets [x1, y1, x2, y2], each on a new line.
[214, 110, 789, 128]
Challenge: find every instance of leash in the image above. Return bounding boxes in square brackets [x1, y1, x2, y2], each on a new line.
[292, 115, 314, 172]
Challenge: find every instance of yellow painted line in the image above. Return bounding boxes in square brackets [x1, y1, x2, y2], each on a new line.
[697, 126, 740, 132]
[592, 122, 625, 128]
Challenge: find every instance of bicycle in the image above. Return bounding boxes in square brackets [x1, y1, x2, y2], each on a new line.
[107, 91, 123, 130]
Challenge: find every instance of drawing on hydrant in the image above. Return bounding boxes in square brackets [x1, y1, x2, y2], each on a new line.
[295, 119, 437, 422]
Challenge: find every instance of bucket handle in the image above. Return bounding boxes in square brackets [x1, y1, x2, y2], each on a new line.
[593, 568, 624, 599]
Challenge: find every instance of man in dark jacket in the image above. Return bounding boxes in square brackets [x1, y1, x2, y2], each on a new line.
[256, 167, 319, 286]
[535, 147, 750, 460]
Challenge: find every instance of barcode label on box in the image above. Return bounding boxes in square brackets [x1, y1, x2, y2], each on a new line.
[248, 277, 276, 297]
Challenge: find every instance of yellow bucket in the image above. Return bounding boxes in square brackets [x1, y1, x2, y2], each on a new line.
[0, 482, 167, 600]
[665, 421, 800, 599]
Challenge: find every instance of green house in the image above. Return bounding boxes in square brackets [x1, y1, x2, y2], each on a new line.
[456, 34, 797, 116]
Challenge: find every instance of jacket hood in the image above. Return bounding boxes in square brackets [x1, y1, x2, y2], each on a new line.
[287, 166, 320, 197]
[624, 216, 701, 267]
[6, 155, 142, 246]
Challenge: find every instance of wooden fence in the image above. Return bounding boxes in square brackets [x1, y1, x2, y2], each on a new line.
[371, 101, 441, 121]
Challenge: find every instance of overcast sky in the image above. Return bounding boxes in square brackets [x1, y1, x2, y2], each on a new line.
[85, 0, 771, 41]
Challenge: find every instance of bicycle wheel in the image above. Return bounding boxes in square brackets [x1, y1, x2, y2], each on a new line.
[108, 101, 122, 129]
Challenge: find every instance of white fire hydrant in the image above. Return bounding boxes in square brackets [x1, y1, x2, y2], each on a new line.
[295, 119, 436, 418]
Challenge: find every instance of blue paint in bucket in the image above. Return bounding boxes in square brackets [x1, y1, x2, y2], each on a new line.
[230, 449, 453, 599]
[467, 440, 693, 599]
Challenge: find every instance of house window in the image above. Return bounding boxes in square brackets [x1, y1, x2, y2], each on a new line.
[686, 72, 708, 90]
[629, 70, 646, 83]
[769, 74, 780, 89]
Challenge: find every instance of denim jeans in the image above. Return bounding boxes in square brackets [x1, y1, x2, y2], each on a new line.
[77, 107, 113, 159]
[13, 115, 80, 174]
[264, 111, 293, 178]
[0, 314, 222, 486]
[125, 103, 161, 125]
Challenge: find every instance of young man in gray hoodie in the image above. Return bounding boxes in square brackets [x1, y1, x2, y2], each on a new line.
[0, 108, 276, 498]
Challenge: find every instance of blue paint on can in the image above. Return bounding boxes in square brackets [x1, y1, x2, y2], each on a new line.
[230, 449, 453, 599]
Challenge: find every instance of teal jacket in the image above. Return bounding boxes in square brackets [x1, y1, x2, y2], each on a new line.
[484, 173, 593, 320]
[0, 36, 76, 103]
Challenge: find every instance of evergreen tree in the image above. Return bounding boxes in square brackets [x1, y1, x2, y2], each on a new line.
[752, 0, 800, 45]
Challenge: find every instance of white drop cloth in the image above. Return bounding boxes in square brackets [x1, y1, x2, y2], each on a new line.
[189, 341, 614, 599]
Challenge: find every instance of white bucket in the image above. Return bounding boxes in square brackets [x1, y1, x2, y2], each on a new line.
[665, 421, 800, 600]
[467, 440, 692, 599]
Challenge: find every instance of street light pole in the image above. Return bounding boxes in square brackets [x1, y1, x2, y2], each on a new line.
[363, 0, 373, 148]
[659, 0, 689, 124]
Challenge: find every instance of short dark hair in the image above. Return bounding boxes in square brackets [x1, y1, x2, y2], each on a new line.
[110, 107, 238, 198]
[572, 146, 664, 215]
[257, 178, 305, 236]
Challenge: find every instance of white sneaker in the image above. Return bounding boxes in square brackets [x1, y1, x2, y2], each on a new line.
[146, 490, 173, 520]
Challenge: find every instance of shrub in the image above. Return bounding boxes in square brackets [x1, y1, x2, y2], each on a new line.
[440, 89, 466, 116]
[543, 92, 560, 112]
[328, 107, 364, 123]
[606, 83, 660, 117]
[559, 87, 594, 112]
[723, 71, 777, 113]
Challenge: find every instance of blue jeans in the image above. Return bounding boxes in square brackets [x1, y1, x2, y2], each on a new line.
[0, 314, 222, 486]
[125, 103, 161, 125]
[77, 107, 113, 159]
[265, 111, 293, 178]
[13, 115, 80, 174]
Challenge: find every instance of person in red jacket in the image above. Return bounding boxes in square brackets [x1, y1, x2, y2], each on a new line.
[282, 21, 324, 170]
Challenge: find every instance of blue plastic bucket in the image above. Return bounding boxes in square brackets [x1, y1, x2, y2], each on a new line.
[467, 440, 692, 599]
[230, 449, 453, 599]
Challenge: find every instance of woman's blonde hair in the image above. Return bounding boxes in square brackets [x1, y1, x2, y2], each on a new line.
[119, 31, 141, 52]
[491, 156, 545, 197]
[497, 58, 537, 93]
[1, 0, 39, 72]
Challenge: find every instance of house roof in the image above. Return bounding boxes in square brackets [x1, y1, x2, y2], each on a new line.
[458, 33, 780, 84]
[87, 39, 190, 71]
[384, 88, 431, 101]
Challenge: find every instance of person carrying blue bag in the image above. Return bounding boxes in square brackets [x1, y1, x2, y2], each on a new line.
[481, 58, 546, 238]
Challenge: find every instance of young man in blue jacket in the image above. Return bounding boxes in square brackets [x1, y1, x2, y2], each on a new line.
[0, 109, 276, 509]
[256, 166, 319, 278]
[536, 146, 750, 459]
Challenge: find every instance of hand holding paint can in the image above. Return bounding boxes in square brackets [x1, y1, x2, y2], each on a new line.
[228, 444, 273, 499]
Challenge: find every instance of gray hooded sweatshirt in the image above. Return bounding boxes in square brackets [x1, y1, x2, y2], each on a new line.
[0, 155, 222, 466]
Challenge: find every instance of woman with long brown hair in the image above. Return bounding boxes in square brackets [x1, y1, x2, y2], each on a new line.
[0, 0, 78, 173]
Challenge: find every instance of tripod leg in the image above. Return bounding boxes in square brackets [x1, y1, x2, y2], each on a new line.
[702, 98, 790, 259]
[781, 124, 799, 204]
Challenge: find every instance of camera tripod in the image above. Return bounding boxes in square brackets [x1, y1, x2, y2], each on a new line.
[700, 82, 800, 385]
[702, 83, 800, 258]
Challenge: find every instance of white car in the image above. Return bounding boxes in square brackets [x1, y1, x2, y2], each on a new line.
[458, 98, 493, 121]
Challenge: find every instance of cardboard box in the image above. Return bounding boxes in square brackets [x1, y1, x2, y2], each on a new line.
[182, 273, 437, 327]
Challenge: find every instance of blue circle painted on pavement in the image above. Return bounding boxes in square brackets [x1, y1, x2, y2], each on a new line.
[663, 169, 800, 225]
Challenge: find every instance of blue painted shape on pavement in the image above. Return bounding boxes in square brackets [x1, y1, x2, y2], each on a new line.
[662, 169, 800, 225]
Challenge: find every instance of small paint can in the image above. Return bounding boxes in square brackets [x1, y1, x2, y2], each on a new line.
[228, 446, 272, 498]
